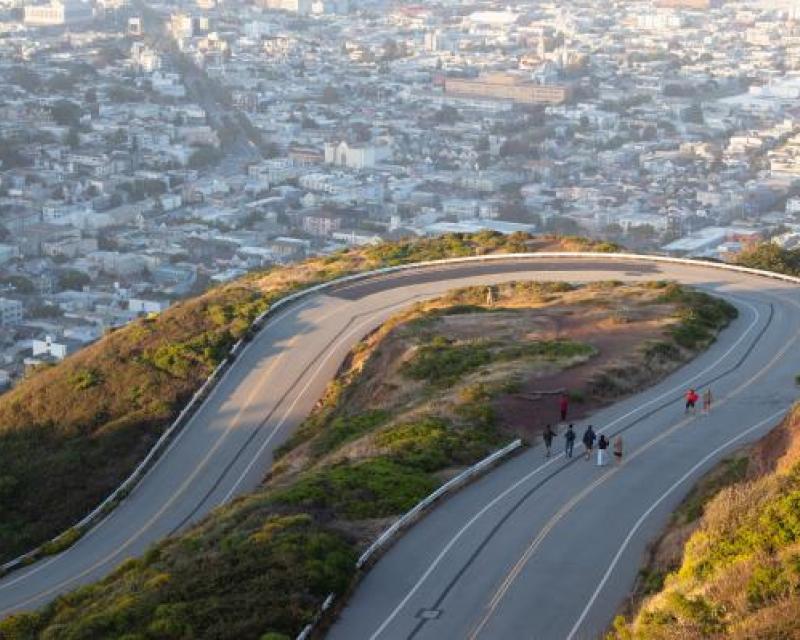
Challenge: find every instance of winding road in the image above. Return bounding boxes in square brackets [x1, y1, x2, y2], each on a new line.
[1, 256, 799, 640]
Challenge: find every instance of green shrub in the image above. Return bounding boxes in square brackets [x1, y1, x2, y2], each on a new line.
[312, 410, 388, 455]
[40, 527, 82, 556]
[376, 418, 499, 471]
[747, 565, 790, 608]
[663, 592, 725, 635]
[0, 612, 42, 640]
[402, 338, 493, 385]
[403, 337, 593, 386]
[271, 459, 437, 519]
[68, 368, 103, 391]
[643, 341, 681, 363]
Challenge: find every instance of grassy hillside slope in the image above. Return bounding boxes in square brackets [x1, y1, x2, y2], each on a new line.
[610, 404, 800, 640]
[0, 231, 620, 563]
[0, 281, 735, 640]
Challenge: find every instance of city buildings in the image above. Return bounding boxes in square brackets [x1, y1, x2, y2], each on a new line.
[1, 0, 799, 391]
[23, 0, 92, 26]
[444, 74, 571, 106]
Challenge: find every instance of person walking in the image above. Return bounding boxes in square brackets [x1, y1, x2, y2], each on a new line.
[597, 434, 609, 466]
[543, 424, 555, 458]
[486, 285, 496, 307]
[613, 435, 624, 466]
[702, 388, 712, 414]
[559, 392, 569, 422]
[564, 424, 576, 458]
[685, 388, 699, 415]
[582, 425, 596, 461]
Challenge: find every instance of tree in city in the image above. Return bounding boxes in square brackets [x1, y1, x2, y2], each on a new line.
[0, 139, 31, 169]
[0, 276, 34, 294]
[50, 100, 82, 128]
[544, 215, 582, 235]
[7, 66, 42, 92]
[188, 145, 223, 169]
[65, 127, 80, 149]
[682, 102, 704, 125]
[321, 85, 340, 104]
[432, 105, 461, 125]
[58, 269, 91, 291]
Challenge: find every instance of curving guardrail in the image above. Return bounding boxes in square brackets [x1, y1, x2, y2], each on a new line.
[3, 251, 799, 578]
[293, 438, 524, 640]
[356, 438, 524, 570]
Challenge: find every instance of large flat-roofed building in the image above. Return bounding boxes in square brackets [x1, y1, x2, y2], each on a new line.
[443, 73, 571, 105]
[24, 0, 93, 26]
[655, 0, 723, 8]
[257, 0, 312, 14]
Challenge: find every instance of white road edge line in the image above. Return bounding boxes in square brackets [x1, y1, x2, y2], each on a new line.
[366, 296, 761, 640]
[564, 407, 789, 640]
[0, 298, 420, 615]
[218, 296, 423, 504]
[0, 299, 316, 593]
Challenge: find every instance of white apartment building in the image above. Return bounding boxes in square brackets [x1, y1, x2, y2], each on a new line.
[129, 299, 169, 314]
[24, 0, 92, 26]
[32, 336, 70, 360]
[324, 141, 391, 170]
[259, 0, 312, 15]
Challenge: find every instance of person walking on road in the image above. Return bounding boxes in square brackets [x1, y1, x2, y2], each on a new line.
[564, 424, 576, 458]
[597, 434, 609, 466]
[543, 424, 555, 458]
[613, 435, 624, 466]
[559, 392, 569, 422]
[685, 388, 699, 415]
[702, 388, 713, 415]
[582, 425, 596, 461]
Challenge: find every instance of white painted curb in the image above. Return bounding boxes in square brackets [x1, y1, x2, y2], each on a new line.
[3, 251, 797, 576]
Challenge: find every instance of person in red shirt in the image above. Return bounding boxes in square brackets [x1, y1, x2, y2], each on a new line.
[685, 388, 699, 415]
[559, 392, 569, 421]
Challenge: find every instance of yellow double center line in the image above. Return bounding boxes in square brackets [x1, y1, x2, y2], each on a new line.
[468, 300, 799, 640]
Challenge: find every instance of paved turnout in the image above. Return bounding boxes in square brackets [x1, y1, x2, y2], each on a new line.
[0, 258, 798, 640]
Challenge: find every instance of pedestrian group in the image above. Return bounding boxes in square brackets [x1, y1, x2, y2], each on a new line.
[543, 386, 712, 468]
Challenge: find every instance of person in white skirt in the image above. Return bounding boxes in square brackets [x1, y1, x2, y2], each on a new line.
[597, 434, 609, 466]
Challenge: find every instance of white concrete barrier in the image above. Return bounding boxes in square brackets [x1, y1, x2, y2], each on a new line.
[356, 438, 523, 570]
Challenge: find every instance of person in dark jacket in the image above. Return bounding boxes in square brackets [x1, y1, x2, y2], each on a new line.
[542, 424, 555, 458]
[596, 434, 609, 466]
[564, 424, 576, 458]
[582, 425, 596, 461]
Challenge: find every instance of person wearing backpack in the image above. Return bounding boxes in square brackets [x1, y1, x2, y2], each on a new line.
[542, 424, 555, 458]
[597, 434, 609, 466]
[564, 424, 576, 458]
[582, 425, 596, 461]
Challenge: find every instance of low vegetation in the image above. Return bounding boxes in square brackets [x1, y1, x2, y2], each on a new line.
[0, 231, 619, 563]
[610, 404, 800, 640]
[735, 242, 800, 277]
[0, 279, 736, 639]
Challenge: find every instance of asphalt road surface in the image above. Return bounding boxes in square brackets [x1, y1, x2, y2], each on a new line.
[1, 257, 798, 640]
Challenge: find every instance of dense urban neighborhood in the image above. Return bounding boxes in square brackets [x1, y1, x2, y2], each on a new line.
[0, 0, 798, 389]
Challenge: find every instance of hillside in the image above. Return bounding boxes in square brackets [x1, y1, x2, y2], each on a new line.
[610, 403, 800, 640]
[0, 280, 736, 639]
[0, 231, 619, 563]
